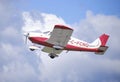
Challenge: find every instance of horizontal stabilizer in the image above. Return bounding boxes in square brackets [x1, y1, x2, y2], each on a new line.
[95, 46, 108, 55]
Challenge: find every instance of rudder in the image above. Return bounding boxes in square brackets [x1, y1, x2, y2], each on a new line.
[95, 34, 109, 55]
[99, 34, 109, 46]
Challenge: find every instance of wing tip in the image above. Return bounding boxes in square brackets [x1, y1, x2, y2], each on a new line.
[55, 24, 73, 30]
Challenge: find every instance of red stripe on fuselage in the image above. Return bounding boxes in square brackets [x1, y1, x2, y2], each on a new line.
[65, 45, 98, 52]
[29, 37, 53, 47]
[29, 37, 99, 52]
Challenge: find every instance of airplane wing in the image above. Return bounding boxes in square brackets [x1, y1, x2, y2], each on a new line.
[47, 25, 73, 47]
[42, 46, 63, 54]
[42, 25, 73, 54]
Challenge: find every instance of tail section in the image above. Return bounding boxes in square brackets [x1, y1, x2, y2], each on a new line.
[96, 34, 109, 55]
[90, 34, 109, 55]
[95, 46, 108, 55]
[99, 34, 109, 46]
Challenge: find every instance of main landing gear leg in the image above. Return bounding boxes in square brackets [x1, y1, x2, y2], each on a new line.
[48, 48, 58, 59]
[49, 53, 57, 59]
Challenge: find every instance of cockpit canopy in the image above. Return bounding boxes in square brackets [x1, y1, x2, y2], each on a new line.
[43, 31, 51, 35]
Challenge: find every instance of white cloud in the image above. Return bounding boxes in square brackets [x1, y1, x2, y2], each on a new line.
[0, 43, 22, 61]
[0, 62, 38, 82]
[1, 27, 19, 38]
[22, 12, 66, 32]
[73, 10, 120, 38]
[21, 11, 120, 82]
[38, 52, 120, 82]
[86, 11, 120, 34]
[0, 42, 40, 82]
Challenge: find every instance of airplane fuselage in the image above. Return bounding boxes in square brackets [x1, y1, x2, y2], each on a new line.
[28, 32, 99, 52]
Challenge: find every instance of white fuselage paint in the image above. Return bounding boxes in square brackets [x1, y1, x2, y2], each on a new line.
[28, 32, 100, 49]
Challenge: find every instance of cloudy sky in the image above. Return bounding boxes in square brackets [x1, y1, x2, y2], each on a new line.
[0, 0, 120, 82]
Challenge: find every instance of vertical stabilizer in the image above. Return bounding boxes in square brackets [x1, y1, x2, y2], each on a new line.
[99, 34, 109, 46]
[90, 34, 109, 55]
[95, 34, 109, 55]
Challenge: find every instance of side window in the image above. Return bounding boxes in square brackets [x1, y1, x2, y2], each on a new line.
[43, 31, 51, 35]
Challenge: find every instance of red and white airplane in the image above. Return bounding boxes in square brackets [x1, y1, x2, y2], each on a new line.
[24, 25, 109, 59]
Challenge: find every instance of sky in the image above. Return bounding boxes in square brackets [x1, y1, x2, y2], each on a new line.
[0, 0, 120, 82]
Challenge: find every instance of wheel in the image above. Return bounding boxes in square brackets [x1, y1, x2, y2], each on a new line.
[30, 48, 35, 51]
[49, 53, 57, 59]
[50, 55, 55, 59]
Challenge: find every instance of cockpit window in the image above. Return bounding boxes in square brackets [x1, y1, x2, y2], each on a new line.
[33, 30, 42, 33]
[43, 31, 51, 35]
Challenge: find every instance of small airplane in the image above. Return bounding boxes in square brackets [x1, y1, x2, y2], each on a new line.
[24, 24, 109, 59]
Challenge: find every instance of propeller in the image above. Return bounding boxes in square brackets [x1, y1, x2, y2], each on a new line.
[23, 32, 29, 44]
[23, 30, 43, 44]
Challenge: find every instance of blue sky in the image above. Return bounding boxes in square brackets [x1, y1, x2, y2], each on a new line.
[19, 0, 120, 23]
[0, 0, 120, 82]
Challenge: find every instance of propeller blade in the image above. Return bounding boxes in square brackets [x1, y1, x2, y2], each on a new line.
[23, 32, 29, 44]
[25, 35, 27, 44]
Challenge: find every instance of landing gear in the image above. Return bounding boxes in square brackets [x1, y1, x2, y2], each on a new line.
[49, 53, 58, 59]
[29, 45, 40, 51]
[30, 48, 35, 51]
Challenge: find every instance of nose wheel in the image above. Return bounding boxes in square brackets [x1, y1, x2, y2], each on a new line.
[30, 48, 35, 51]
[49, 53, 58, 59]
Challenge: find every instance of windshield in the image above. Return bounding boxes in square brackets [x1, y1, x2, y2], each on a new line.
[43, 31, 51, 35]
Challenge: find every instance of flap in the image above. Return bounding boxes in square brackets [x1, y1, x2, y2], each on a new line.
[42, 46, 63, 54]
